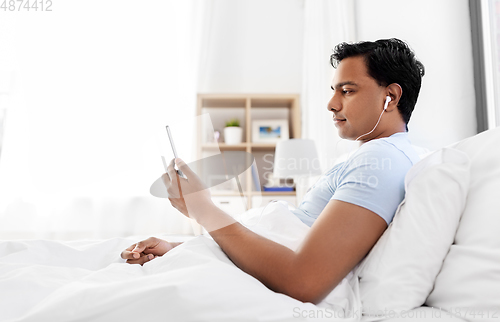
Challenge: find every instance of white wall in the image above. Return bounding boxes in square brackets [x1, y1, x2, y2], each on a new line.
[355, 0, 477, 150]
[201, 0, 477, 151]
[199, 0, 304, 93]
[0, 1, 203, 239]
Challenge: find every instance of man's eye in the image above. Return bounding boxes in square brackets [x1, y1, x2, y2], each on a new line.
[342, 90, 351, 94]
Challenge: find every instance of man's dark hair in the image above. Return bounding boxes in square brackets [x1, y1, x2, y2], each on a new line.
[330, 38, 425, 127]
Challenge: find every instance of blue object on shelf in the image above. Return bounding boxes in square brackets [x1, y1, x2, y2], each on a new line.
[262, 186, 294, 192]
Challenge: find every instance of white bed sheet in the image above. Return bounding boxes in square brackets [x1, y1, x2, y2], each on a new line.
[0, 201, 362, 322]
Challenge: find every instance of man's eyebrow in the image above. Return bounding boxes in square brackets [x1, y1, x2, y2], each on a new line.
[331, 81, 358, 90]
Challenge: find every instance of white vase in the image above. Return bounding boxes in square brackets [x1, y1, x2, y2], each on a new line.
[224, 127, 243, 145]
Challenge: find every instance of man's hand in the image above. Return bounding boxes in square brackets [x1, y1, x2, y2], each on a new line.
[121, 237, 181, 265]
[162, 158, 213, 220]
[163, 157, 237, 233]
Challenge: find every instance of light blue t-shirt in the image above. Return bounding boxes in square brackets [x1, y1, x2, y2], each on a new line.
[292, 132, 420, 227]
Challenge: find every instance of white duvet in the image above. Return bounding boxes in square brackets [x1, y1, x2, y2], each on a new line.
[0, 201, 362, 322]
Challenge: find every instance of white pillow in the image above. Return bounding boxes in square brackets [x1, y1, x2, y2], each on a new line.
[425, 127, 500, 320]
[356, 147, 470, 316]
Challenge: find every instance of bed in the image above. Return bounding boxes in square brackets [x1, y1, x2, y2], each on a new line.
[1, 202, 362, 322]
[1, 126, 499, 322]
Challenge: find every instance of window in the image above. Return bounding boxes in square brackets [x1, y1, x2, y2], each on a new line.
[471, 0, 500, 130]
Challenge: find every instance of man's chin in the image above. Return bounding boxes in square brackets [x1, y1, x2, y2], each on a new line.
[337, 131, 352, 140]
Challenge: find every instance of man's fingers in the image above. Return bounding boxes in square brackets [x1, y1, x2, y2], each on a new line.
[122, 237, 167, 263]
[175, 158, 194, 178]
[121, 244, 138, 260]
[132, 240, 149, 254]
[133, 237, 156, 251]
[121, 250, 140, 260]
[124, 237, 160, 257]
[125, 253, 155, 265]
[125, 244, 136, 252]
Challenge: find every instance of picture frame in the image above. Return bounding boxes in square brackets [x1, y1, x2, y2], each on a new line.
[251, 119, 289, 143]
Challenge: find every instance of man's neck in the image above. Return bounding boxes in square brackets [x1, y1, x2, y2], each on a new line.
[359, 124, 407, 144]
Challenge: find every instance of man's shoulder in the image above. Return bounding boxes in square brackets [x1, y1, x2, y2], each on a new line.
[353, 139, 403, 161]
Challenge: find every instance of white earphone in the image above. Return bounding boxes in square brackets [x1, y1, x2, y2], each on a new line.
[383, 96, 391, 111]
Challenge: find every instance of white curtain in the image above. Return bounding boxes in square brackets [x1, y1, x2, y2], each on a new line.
[301, 0, 357, 174]
[0, 0, 212, 240]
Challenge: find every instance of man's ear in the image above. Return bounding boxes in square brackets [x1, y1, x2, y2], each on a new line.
[386, 83, 403, 112]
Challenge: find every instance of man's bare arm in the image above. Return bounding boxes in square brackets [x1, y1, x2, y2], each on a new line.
[201, 199, 387, 304]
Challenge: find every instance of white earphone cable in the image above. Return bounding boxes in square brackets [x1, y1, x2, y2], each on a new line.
[354, 107, 386, 142]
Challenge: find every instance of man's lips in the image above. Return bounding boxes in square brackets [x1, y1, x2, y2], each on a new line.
[334, 117, 346, 123]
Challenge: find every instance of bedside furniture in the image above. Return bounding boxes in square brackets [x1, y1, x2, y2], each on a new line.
[196, 93, 301, 212]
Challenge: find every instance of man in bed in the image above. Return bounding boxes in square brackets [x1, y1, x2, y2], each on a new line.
[121, 38, 424, 304]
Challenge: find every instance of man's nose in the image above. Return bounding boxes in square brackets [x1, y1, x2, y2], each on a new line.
[327, 94, 341, 112]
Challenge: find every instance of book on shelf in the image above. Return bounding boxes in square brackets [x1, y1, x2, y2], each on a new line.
[262, 185, 295, 192]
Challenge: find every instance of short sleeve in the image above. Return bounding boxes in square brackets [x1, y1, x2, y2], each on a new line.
[331, 143, 413, 225]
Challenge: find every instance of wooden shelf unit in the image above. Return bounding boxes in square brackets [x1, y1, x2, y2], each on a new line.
[196, 93, 301, 209]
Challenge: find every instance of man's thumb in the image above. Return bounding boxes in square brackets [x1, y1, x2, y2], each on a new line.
[132, 243, 145, 253]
